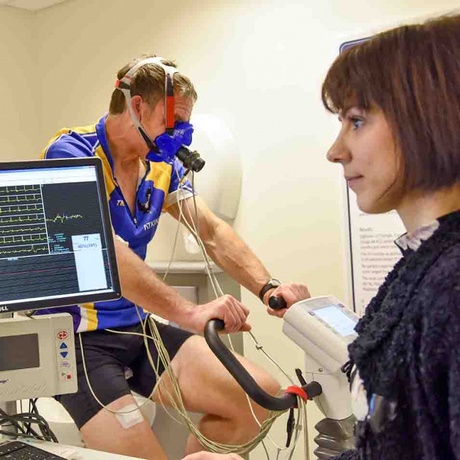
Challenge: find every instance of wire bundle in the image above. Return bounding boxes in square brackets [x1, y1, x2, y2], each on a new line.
[79, 167, 311, 459]
[0, 401, 58, 442]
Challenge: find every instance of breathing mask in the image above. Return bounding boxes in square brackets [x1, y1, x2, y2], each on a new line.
[115, 57, 205, 171]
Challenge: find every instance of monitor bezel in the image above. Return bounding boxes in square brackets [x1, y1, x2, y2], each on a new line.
[0, 157, 122, 313]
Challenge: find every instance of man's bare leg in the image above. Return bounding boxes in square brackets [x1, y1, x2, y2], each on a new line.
[80, 393, 167, 460]
[153, 335, 280, 455]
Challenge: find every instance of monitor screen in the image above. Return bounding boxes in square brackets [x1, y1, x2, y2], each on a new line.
[314, 305, 357, 337]
[0, 157, 121, 313]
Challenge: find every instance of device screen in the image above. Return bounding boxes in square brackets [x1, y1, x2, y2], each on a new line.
[314, 305, 357, 337]
[0, 334, 39, 371]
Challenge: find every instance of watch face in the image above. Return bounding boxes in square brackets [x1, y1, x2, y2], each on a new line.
[259, 279, 281, 301]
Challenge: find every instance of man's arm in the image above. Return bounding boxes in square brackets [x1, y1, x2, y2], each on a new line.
[114, 239, 250, 333]
[167, 196, 310, 315]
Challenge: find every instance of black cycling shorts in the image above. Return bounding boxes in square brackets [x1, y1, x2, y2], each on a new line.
[56, 321, 193, 429]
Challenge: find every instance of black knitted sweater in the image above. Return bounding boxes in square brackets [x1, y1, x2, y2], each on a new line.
[335, 210, 460, 460]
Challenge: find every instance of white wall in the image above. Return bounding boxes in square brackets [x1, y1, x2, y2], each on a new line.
[2, 0, 459, 458]
[0, 7, 38, 160]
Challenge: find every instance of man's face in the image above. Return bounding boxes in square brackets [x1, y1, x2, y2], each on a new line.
[140, 95, 194, 143]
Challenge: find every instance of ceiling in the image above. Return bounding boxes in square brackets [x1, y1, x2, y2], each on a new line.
[0, 0, 69, 11]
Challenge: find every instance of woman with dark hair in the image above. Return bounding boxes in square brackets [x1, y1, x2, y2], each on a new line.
[183, 12, 460, 460]
[323, 12, 460, 460]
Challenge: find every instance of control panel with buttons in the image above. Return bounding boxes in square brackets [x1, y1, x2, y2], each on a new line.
[0, 313, 77, 401]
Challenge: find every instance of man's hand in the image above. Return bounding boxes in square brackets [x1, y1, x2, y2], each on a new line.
[182, 453, 243, 460]
[263, 282, 311, 318]
[181, 295, 251, 334]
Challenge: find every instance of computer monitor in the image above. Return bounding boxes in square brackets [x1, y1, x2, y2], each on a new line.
[0, 157, 121, 313]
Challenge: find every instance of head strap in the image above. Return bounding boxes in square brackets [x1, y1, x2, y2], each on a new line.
[114, 56, 178, 148]
[117, 56, 177, 89]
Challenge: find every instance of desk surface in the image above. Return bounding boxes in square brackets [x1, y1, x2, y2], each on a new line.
[6, 438, 142, 460]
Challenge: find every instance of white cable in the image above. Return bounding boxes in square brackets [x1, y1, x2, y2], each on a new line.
[132, 166, 282, 454]
[78, 161, 311, 457]
[166, 166, 311, 457]
[78, 332, 154, 415]
[161, 167, 307, 457]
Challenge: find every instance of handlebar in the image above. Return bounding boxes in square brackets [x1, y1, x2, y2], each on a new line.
[204, 319, 322, 411]
[268, 296, 287, 310]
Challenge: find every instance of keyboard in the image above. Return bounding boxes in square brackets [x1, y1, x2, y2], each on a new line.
[0, 441, 66, 459]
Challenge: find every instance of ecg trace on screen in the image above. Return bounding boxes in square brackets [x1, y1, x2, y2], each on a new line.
[0, 186, 90, 259]
[0, 195, 41, 205]
[0, 186, 49, 259]
[0, 164, 117, 306]
[46, 213, 83, 224]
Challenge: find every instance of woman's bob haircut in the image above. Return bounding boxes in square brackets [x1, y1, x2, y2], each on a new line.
[322, 13, 460, 192]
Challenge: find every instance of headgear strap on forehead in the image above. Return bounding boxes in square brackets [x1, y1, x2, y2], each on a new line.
[113, 57, 203, 170]
[115, 57, 177, 138]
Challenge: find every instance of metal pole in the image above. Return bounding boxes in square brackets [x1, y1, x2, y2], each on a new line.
[0, 313, 17, 436]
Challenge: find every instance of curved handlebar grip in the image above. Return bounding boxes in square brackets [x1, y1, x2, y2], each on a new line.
[204, 319, 320, 411]
[269, 296, 287, 310]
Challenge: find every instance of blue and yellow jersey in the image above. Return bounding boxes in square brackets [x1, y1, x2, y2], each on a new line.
[36, 115, 194, 332]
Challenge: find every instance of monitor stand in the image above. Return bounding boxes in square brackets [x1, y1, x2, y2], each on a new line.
[0, 312, 16, 436]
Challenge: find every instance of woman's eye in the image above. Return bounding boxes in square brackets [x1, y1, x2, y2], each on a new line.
[350, 117, 364, 130]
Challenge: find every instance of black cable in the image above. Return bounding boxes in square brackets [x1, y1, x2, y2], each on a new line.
[0, 407, 59, 443]
[0, 417, 25, 435]
[30, 399, 38, 414]
[0, 430, 49, 441]
[30, 399, 40, 438]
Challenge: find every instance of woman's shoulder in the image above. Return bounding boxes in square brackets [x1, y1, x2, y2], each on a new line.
[420, 238, 460, 291]
[413, 239, 460, 335]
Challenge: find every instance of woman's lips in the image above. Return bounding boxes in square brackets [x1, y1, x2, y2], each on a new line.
[346, 176, 363, 189]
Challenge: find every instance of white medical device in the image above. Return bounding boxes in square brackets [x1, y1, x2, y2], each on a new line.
[283, 295, 357, 419]
[283, 296, 359, 458]
[0, 313, 77, 401]
[205, 295, 359, 459]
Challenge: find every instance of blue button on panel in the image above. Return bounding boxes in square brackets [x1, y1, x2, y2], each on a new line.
[60, 343, 68, 349]
[60, 352, 68, 358]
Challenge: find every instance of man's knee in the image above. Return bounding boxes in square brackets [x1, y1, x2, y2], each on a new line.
[80, 394, 166, 459]
[261, 372, 282, 398]
[224, 360, 280, 429]
[239, 358, 281, 402]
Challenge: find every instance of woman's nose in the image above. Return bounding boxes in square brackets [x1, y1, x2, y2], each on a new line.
[326, 133, 349, 163]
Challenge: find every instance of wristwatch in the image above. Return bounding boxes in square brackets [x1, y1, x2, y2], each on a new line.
[258, 278, 281, 302]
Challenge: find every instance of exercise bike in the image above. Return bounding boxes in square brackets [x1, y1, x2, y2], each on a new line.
[204, 296, 358, 459]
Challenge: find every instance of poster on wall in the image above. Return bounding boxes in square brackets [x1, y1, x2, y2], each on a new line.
[339, 36, 405, 316]
[346, 188, 405, 316]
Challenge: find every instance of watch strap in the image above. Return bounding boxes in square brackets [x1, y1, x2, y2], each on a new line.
[258, 278, 281, 302]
